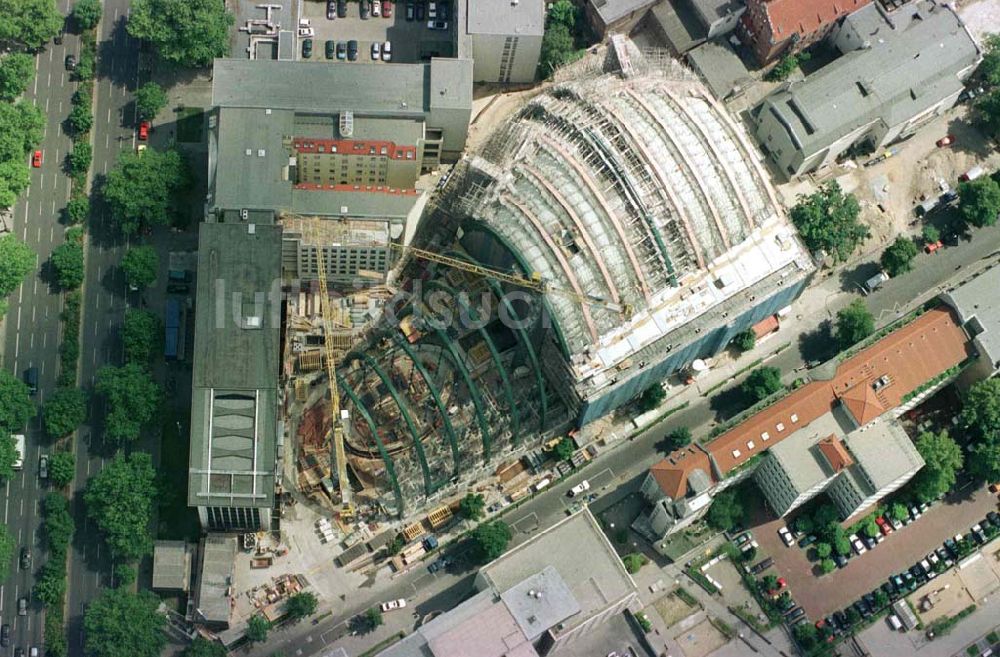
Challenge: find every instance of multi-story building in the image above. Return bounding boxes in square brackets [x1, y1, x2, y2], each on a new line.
[738, 0, 870, 66]
[187, 217, 283, 531]
[640, 304, 973, 538]
[464, 0, 545, 83]
[753, 0, 980, 178]
[585, 0, 662, 39]
[941, 263, 1000, 384]
[378, 509, 640, 657]
[206, 57, 473, 285]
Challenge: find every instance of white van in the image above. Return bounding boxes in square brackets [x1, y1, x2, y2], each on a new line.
[887, 614, 902, 631]
[533, 477, 551, 493]
[12, 434, 24, 471]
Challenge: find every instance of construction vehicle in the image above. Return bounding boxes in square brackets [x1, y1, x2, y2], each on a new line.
[388, 242, 633, 318]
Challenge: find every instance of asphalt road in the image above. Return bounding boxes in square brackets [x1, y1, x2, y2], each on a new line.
[253, 220, 1000, 657]
[62, 1, 141, 655]
[0, 1, 84, 653]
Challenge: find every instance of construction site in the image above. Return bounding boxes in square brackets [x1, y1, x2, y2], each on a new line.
[282, 43, 815, 523]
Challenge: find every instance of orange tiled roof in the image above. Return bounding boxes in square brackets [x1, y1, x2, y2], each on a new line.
[752, 315, 780, 340]
[838, 381, 884, 426]
[649, 306, 970, 495]
[762, 0, 868, 41]
[817, 435, 853, 472]
[649, 447, 714, 500]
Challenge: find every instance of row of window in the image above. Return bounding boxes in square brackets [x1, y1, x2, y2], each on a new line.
[206, 505, 261, 531]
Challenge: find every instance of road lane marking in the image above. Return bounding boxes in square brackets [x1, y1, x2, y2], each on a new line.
[44, 97, 49, 112]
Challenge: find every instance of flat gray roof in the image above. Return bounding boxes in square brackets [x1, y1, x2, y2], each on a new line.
[845, 418, 924, 490]
[687, 39, 751, 100]
[501, 567, 580, 641]
[943, 264, 1000, 368]
[196, 536, 237, 625]
[466, 0, 544, 37]
[759, 1, 979, 157]
[152, 541, 191, 591]
[589, 0, 658, 25]
[213, 107, 293, 213]
[690, 0, 742, 23]
[188, 220, 281, 510]
[769, 412, 847, 494]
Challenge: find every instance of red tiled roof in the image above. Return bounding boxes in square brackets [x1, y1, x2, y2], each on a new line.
[838, 381, 884, 426]
[649, 447, 714, 500]
[293, 137, 418, 161]
[649, 307, 971, 493]
[762, 0, 869, 41]
[817, 435, 853, 472]
[752, 315, 780, 340]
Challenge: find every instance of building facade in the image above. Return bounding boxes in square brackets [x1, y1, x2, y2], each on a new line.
[466, 0, 544, 83]
[738, 0, 870, 66]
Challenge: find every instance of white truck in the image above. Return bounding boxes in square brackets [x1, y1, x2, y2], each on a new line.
[12, 434, 25, 471]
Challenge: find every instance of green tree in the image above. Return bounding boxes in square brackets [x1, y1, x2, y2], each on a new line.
[764, 53, 803, 82]
[977, 85, 1000, 142]
[968, 441, 1000, 483]
[835, 299, 874, 349]
[95, 363, 160, 443]
[548, 0, 579, 29]
[845, 605, 861, 625]
[0, 53, 35, 102]
[66, 194, 90, 224]
[0, 160, 30, 211]
[84, 452, 158, 561]
[789, 181, 868, 261]
[102, 148, 190, 235]
[50, 240, 85, 289]
[958, 177, 1000, 228]
[890, 503, 909, 524]
[123, 309, 162, 364]
[68, 141, 92, 177]
[470, 520, 512, 564]
[135, 82, 168, 121]
[0, 234, 35, 297]
[84, 588, 166, 657]
[0, 101, 45, 159]
[862, 517, 880, 539]
[815, 542, 832, 559]
[760, 574, 779, 592]
[663, 426, 692, 452]
[637, 382, 666, 412]
[911, 431, 963, 501]
[74, 46, 95, 81]
[459, 492, 485, 520]
[979, 34, 1000, 87]
[741, 366, 783, 403]
[922, 224, 941, 244]
[183, 637, 227, 657]
[72, 0, 102, 30]
[34, 559, 66, 605]
[120, 245, 159, 289]
[819, 558, 836, 574]
[285, 591, 318, 621]
[43, 493, 74, 555]
[68, 101, 93, 135]
[793, 621, 819, 648]
[622, 553, 647, 574]
[245, 615, 271, 643]
[731, 329, 756, 353]
[0, 369, 34, 435]
[538, 23, 576, 78]
[43, 387, 87, 438]
[705, 489, 743, 532]
[127, 0, 234, 68]
[553, 436, 575, 461]
[873, 589, 889, 609]
[880, 236, 919, 277]
[113, 563, 136, 587]
[833, 530, 851, 557]
[364, 607, 383, 630]
[0, 0, 63, 50]
[0, 524, 13, 582]
[960, 378, 1000, 443]
[48, 451, 75, 488]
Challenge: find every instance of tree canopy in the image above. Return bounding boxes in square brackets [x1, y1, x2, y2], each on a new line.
[135, 82, 168, 122]
[0, 53, 35, 102]
[958, 177, 1000, 228]
[43, 387, 87, 437]
[0, 369, 34, 434]
[0, 101, 44, 208]
[961, 378, 1000, 482]
[789, 181, 868, 261]
[910, 430, 963, 502]
[553, 436, 575, 461]
[637, 382, 666, 412]
[95, 363, 160, 443]
[127, 0, 233, 68]
[880, 236, 919, 277]
[0, 0, 64, 50]
[978, 88, 1000, 142]
[123, 309, 162, 365]
[72, 0, 102, 30]
[50, 239, 85, 290]
[285, 592, 318, 621]
[182, 637, 227, 657]
[0, 524, 12, 582]
[470, 521, 512, 564]
[48, 450, 75, 488]
[102, 148, 190, 235]
[834, 299, 874, 350]
[661, 426, 692, 453]
[538, 23, 576, 78]
[120, 245, 159, 289]
[84, 588, 166, 657]
[732, 329, 756, 353]
[705, 488, 743, 531]
[84, 452, 158, 562]
[0, 234, 34, 298]
[43, 492, 74, 555]
[245, 615, 270, 643]
[459, 492, 485, 521]
[741, 366, 783, 403]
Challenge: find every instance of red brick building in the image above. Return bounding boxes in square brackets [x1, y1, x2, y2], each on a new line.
[738, 0, 871, 66]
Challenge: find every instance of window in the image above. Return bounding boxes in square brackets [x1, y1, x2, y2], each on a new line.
[747, 441, 755, 450]
[790, 413, 798, 423]
[732, 449, 741, 458]
[761, 431, 769, 441]
[776, 423, 785, 432]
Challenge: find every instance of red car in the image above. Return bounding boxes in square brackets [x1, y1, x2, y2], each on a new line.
[875, 516, 892, 536]
[138, 121, 150, 140]
[383, 0, 392, 16]
[936, 134, 955, 147]
[925, 240, 943, 254]
[31, 150, 42, 168]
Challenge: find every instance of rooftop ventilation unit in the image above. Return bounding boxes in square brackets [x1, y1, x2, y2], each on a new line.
[340, 111, 354, 137]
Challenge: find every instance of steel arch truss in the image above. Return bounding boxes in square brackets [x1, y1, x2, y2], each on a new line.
[344, 351, 436, 497]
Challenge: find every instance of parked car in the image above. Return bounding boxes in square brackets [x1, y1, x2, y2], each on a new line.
[778, 526, 795, 547]
[936, 134, 956, 147]
[786, 608, 806, 622]
[337, 0, 348, 17]
[863, 592, 878, 611]
[881, 581, 896, 601]
[31, 150, 42, 168]
[910, 564, 927, 584]
[416, 1, 425, 19]
[889, 516, 903, 531]
[850, 534, 866, 555]
[750, 557, 774, 574]
[382, 41, 392, 61]
[19, 548, 30, 570]
[302, 38, 313, 58]
[798, 534, 817, 548]
[920, 559, 935, 579]
[427, 19, 448, 29]
[370, 41, 381, 59]
[861, 534, 877, 551]
[138, 121, 150, 140]
[336, 41, 347, 60]
[439, 0, 450, 19]
[1, 624, 9, 647]
[834, 554, 849, 569]
[944, 537, 960, 558]
[325, 40, 336, 59]
[972, 523, 987, 544]
[38, 454, 48, 480]
[372, 0, 381, 16]
[406, 2, 414, 19]
[875, 516, 892, 536]
[569, 480, 590, 497]
[380, 598, 406, 611]
[347, 40, 359, 61]
[987, 511, 1000, 527]
[925, 240, 943, 254]
[360, 0, 370, 18]
[17, 597, 27, 616]
[936, 546, 954, 567]
[834, 610, 849, 628]
[327, 0, 336, 19]
[383, 0, 392, 17]
[65, 54, 76, 70]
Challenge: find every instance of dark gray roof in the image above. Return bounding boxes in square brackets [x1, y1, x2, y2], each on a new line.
[687, 40, 751, 100]
[212, 107, 293, 213]
[759, 1, 979, 157]
[467, 0, 545, 37]
[188, 220, 281, 510]
[589, 0, 658, 25]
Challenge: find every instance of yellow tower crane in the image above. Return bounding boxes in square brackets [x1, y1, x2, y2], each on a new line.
[388, 243, 633, 318]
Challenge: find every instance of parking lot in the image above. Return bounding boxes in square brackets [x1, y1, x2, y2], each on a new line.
[298, 1, 455, 63]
